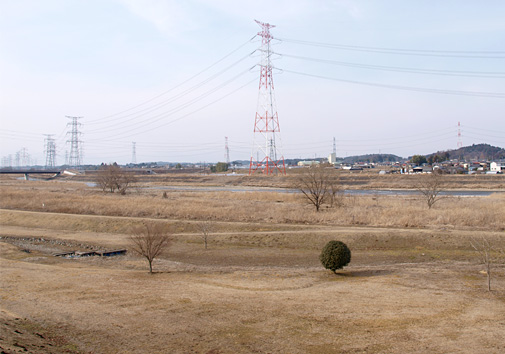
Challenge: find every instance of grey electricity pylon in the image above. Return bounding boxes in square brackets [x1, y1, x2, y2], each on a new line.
[66, 116, 83, 168]
[132, 142, 137, 164]
[44, 134, 57, 168]
[224, 137, 230, 164]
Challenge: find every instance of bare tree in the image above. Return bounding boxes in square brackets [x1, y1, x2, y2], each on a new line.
[470, 237, 504, 291]
[297, 165, 339, 212]
[129, 222, 172, 274]
[329, 176, 344, 208]
[416, 172, 444, 209]
[196, 220, 214, 250]
[96, 164, 137, 195]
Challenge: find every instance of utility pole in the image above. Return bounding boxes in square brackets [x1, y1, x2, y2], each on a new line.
[249, 20, 285, 175]
[66, 116, 83, 168]
[44, 134, 57, 168]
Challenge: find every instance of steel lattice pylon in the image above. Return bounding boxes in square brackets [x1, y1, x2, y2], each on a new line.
[249, 20, 285, 175]
[66, 116, 83, 168]
[44, 134, 57, 168]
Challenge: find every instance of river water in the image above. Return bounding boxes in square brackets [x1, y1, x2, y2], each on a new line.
[143, 185, 501, 197]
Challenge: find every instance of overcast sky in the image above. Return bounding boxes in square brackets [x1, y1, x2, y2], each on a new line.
[1, 0, 504, 165]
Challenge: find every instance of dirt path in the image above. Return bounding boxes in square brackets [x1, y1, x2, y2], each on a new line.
[2, 208, 501, 238]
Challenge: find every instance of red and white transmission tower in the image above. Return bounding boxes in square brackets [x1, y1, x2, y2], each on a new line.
[457, 121, 463, 148]
[249, 20, 285, 175]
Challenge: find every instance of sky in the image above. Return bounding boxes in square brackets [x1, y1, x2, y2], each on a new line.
[1, 0, 504, 165]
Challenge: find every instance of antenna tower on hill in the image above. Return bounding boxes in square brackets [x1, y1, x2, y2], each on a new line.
[249, 20, 285, 175]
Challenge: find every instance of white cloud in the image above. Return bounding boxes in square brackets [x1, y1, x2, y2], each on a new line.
[115, 0, 205, 37]
[115, 0, 365, 38]
[197, 0, 365, 22]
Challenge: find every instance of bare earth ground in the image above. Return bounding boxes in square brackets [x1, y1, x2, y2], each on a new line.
[1, 173, 505, 353]
[1, 212, 505, 353]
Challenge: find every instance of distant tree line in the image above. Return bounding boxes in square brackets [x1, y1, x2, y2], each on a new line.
[210, 162, 229, 173]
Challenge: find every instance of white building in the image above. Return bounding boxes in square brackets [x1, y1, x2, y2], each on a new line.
[328, 152, 336, 164]
[490, 161, 505, 172]
[297, 160, 320, 167]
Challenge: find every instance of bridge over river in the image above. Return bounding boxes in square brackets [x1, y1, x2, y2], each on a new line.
[0, 170, 69, 180]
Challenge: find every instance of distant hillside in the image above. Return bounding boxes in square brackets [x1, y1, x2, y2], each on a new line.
[342, 154, 404, 164]
[427, 144, 505, 161]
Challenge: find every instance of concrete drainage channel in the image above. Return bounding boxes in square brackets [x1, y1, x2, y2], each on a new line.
[0, 236, 127, 259]
[53, 249, 127, 258]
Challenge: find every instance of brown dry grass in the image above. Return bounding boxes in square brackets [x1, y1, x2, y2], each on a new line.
[1, 177, 504, 231]
[1, 233, 505, 354]
[1, 176, 505, 353]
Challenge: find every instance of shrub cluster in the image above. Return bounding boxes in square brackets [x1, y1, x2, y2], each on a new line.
[320, 240, 351, 273]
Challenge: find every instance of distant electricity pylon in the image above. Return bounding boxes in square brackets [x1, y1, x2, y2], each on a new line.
[249, 20, 285, 175]
[44, 134, 57, 168]
[132, 142, 137, 164]
[225, 137, 230, 164]
[457, 121, 463, 149]
[66, 116, 83, 168]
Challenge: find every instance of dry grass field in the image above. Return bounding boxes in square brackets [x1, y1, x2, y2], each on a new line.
[1, 172, 505, 353]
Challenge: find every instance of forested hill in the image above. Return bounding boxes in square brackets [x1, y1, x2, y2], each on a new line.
[428, 144, 505, 161]
[342, 154, 404, 164]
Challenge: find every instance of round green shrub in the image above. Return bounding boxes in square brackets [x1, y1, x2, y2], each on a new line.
[320, 240, 351, 273]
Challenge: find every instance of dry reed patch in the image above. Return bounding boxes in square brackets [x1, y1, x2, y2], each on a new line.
[2, 180, 505, 230]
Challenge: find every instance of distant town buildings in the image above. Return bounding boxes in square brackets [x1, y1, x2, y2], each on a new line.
[490, 161, 505, 172]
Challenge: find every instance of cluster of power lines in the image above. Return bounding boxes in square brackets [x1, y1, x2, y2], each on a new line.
[1, 32, 504, 167]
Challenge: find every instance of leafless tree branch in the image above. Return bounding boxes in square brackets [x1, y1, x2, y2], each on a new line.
[470, 236, 504, 291]
[96, 164, 137, 194]
[297, 166, 340, 212]
[129, 222, 172, 274]
[416, 172, 445, 209]
[196, 220, 214, 250]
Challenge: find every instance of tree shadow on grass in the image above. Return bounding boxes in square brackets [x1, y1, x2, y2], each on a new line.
[333, 269, 393, 277]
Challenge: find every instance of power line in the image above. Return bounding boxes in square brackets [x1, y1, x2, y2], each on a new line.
[277, 52, 505, 78]
[462, 125, 505, 135]
[86, 51, 256, 129]
[281, 69, 505, 98]
[86, 77, 257, 142]
[86, 36, 258, 124]
[86, 69, 256, 138]
[278, 37, 505, 58]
